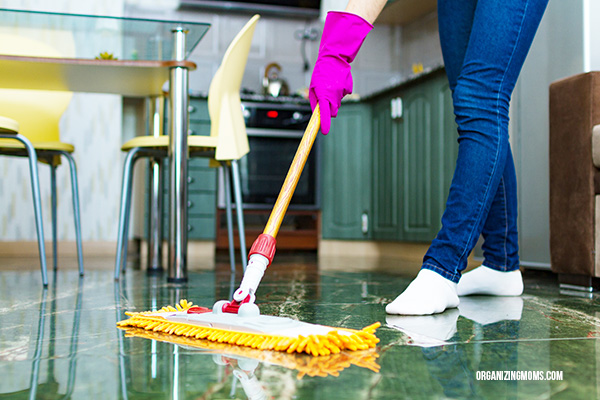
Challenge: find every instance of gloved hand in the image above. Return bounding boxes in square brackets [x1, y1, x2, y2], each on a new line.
[309, 11, 373, 134]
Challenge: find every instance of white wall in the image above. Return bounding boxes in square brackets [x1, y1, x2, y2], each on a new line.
[584, 0, 600, 72]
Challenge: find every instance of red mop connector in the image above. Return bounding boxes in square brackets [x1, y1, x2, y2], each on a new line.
[248, 233, 277, 266]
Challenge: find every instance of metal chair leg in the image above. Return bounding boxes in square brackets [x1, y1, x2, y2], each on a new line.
[147, 96, 165, 273]
[147, 157, 164, 272]
[222, 164, 236, 274]
[50, 163, 58, 271]
[115, 148, 142, 280]
[60, 151, 84, 276]
[2, 133, 48, 286]
[231, 160, 247, 271]
[121, 180, 134, 274]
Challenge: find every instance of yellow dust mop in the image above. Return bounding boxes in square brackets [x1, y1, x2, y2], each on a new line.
[117, 300, 380, 357]
[118, 105, 380, 356]
[119, 321, 380, 379]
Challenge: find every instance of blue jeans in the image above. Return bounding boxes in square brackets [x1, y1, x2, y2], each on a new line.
[423, 0, 548, 283]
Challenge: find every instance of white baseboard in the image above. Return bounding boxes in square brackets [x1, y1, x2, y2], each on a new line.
[0, 240, 216, 271]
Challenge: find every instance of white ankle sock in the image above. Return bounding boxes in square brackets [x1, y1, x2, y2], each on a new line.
[385, 269, 459, 315]
[457, 265, 523, 296]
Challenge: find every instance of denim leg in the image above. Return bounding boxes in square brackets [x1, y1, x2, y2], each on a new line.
[481, 146, 520, 272]
[437, 0, 477, 91]
[424, 0, 548, 283]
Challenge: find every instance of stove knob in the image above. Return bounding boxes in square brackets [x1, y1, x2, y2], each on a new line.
[292, 111, 302, 120]
[243, 108, 251, 119]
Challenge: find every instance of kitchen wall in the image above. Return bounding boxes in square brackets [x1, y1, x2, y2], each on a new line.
[0, 0, 441, 244]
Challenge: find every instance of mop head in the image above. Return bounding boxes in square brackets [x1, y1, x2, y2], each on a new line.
[117, 299, 380, 357]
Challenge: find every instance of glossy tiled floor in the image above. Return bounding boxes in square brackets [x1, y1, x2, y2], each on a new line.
[1, 253, 600, 399]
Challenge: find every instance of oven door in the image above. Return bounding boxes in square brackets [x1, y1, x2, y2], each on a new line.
[218, 128, 320, 210]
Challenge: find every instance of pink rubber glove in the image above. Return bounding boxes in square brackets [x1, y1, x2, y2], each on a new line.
[309, 11, 373, 134]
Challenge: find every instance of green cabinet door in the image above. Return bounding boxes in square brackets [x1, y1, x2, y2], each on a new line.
[431, 74, 459, 230]
[370, 70, 458, 242]
[321, 102, 372, 239]
[371, 96, 401, 240]
[398, 81, 438, 241]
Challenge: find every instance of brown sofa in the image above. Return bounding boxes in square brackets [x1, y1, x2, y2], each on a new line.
[549, 71, 600, 289]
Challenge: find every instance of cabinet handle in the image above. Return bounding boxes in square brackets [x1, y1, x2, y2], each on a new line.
[390, 97, 403, 120]
[188, 129, 197, 135]
[187, 176, 195, 184]
[187, 200, 194, 208]
[188, 224, 193, 232]
[188, 105, 196, 113]
[361, 212, 369, 234]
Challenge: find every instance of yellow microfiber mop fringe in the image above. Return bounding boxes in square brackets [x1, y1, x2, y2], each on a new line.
[117, 299, 380, 357]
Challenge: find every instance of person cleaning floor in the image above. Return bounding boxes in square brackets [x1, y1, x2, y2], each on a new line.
[309, 0, 549, 315]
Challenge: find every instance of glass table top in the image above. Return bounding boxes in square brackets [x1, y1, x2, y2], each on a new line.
[0, 8, 210, 61]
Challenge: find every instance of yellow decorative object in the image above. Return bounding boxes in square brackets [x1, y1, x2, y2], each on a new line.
[95, 51, 117, 60]
[117, 299, 380, 357]
[412, 63, 424, 74]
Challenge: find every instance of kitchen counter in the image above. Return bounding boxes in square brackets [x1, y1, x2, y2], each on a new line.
[360, 63, 445, 102]
[190, 64, 446, 107]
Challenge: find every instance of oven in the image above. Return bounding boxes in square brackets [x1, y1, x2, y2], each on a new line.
[217, 100, 320, 210]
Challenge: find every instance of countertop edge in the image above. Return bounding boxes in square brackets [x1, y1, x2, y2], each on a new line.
[359, 64, 446, 102]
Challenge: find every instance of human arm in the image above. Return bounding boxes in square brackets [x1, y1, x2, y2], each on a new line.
[309, 0, 386, 134]
[345, 0, 387, 24]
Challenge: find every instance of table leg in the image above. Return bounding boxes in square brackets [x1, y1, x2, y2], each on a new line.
[168, 28, 189, 283]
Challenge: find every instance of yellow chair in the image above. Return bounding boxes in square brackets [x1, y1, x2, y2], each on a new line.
[114, 15, 260, 279]
[0, 34, 84, 286]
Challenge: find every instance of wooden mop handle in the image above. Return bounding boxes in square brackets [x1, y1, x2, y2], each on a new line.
[263, 104, 321, 238]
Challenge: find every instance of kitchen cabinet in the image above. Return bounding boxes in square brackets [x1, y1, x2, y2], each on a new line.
[371, 93, 400, 240]
[145, 98, 218, 240]
[321, 102, 372, 239]
[320, 69, 457, 242]
[370, 68, 457, 242]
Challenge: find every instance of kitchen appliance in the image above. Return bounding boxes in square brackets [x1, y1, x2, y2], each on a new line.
[218, 99, 319, 210]
[262, 62, 289, 97]
[216, 98, 320, 250]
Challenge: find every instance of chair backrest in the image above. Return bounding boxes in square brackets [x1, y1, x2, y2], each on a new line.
[209, 14, 260, 161]
[0, 33, 73, 142]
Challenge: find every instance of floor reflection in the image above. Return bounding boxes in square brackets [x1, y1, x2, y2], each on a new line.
[0, 273, 83, 399]
[386, 296, 524, 399]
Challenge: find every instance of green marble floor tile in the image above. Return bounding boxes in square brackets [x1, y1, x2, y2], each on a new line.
[1, 258, 599, 399]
